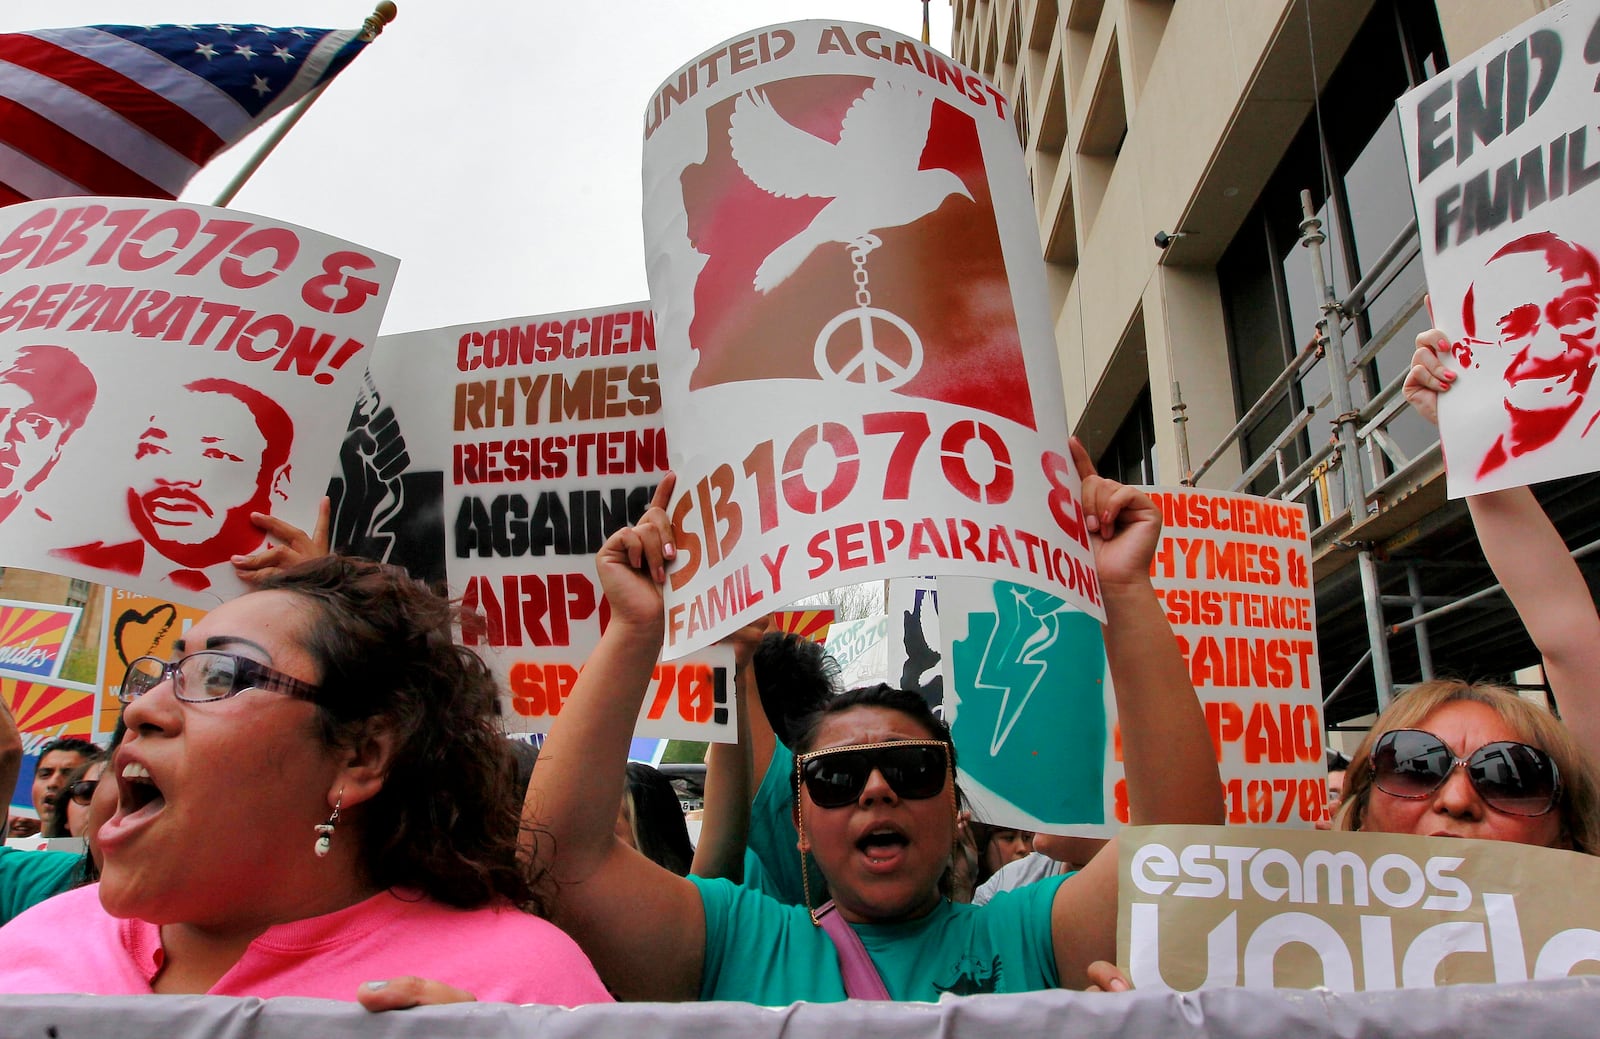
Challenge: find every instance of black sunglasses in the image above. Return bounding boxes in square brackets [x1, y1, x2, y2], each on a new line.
[67, 779, 99, 807]
[119, 651, 321, 705]
[795, 740, 949, 809]
[1371, 728, 1561, 817]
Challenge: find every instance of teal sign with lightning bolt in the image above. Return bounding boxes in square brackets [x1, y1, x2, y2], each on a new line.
[949, 581, 1108, 823]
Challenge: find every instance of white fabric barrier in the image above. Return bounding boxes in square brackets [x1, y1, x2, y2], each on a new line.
[5, 979, 1600, 1037]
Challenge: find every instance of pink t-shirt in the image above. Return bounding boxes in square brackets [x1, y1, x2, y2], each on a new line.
[0, 884, 612, 1004]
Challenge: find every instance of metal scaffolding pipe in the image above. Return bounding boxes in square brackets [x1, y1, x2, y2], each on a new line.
[1389, 536, 1600, 634]
[1323, 648, 1373, 709]
[1407, 561, 1435, 681]
[1172, 380, 1193, 484]
[1189, 336, 1321, 484]
[1340, 219, 1419, 315]
[1232, 406, 1316, 490]
[1299, 190, 1368, 521]
[1358, 549, 1395, 710]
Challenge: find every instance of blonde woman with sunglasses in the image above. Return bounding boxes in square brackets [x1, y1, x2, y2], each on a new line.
[509, 445, 1223, 1004]
[1335, 679, 1600, 852]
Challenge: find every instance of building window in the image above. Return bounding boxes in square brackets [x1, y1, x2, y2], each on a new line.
[1217, 0, 1445, 514]
[66, 578, 92, 611]
[1014, 78, 1029, 148]
[1097, 386, 1157, 487]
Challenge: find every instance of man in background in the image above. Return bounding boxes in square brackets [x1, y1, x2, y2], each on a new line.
[9, 736, 99, 839]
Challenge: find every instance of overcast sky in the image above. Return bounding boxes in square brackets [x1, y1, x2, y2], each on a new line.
[7, 2, 956, 334]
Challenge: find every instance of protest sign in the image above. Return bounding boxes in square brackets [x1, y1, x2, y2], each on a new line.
[642, 21, 1095, 656]
[886, 576, 942, 711]
[0, 576, 207, 821]
[1148, 489, 1325, 827]
[1398, 1, 1600, 495]
[822, 613, 890, 688]
[0, 571, 209, 751]
[0, 198, 397, 602]
[772, 607, 835, 644]
[1120, 823, 1600, 991]
[93, 586, 204, 740]
[349, 305, 734, 741]
[0, 598, 81, 680]
[939, 577, 1111, 831]
[939, 488, 1324, 834]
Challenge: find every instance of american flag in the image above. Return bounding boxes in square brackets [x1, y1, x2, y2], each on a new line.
[0, 23, 370, 206]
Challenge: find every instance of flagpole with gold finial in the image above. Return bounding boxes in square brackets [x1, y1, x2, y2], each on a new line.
[921, 0, 931, 45]
[211, 2, 397, 207]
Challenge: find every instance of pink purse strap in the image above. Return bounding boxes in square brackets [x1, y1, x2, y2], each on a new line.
[814, 900, 892, 1000]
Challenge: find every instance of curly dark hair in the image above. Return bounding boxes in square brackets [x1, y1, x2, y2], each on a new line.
[1337, 678, 1600, 853]
[257, 556, 544, 912]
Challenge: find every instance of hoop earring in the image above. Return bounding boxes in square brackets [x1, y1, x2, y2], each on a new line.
[314, 788, 343, 858]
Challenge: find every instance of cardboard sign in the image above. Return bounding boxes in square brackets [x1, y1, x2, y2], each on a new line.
[822, 613, 890, 688]
[1398, 1, 1600, 495]
[939, 489, 1324, 834]
[0, 198, 397, 602]
[3, 674, 95, 740]
[939, 577, 1111, 831]
[93, 585, 204, 738]
[346, 305, 735, 741]
[772, 607, 835, 644]
[1120, 823, 1600, 991]
[1148, 489, 1326, 828]
[642, 21, 1095, 656]
[0, 598, 81, 680]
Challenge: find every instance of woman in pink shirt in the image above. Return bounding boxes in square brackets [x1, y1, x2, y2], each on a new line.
[0, 556, 610, 1005]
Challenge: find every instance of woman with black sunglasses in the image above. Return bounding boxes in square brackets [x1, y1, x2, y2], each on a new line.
[503, 445, 1222, 1004]
[0, 556, 610, 1005]
[1336, 679, 1600, 851]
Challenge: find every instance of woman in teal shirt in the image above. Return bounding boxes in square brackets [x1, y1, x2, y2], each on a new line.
[509, 446, 1223, 1004]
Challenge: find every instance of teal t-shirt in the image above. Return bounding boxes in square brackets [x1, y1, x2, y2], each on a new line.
[691, 873, 1066, 1004]
[0, 847, 83, 925]
[742, 743, 821, 906]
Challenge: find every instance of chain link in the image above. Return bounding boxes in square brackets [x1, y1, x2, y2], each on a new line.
[850, 244, 871, 307]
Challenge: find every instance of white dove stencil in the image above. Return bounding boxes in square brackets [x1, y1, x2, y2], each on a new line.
[729, 79, 974, 294]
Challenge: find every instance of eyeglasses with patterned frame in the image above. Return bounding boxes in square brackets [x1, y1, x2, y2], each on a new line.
[117, 651, 321, 705]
